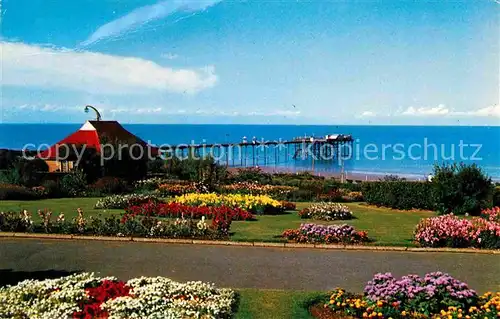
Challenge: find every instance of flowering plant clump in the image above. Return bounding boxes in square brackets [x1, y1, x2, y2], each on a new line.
[0, 210, 34, 232]
[0, 273, 236, 319]
[157, 183, 199, 196]
[134, 177, 181, 190]
[324, 272, 498, 319]
[219, 182, 298, 199]
[298, 202, 353, 221]
[414, 214, 500, 249]
[173, 193, 283, 214]
[94, 194, 162, 209]
[124, 201, 255, 221]
[1, 208, 228, 239]
[280, 201, 297, 211]
[282, 223, 368, 244]
[481, 207, 500, 222]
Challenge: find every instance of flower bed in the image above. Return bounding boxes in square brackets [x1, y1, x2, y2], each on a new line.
[124, 201, 255, 221]
[0, 272, 236, 319]
[482, 206, 500, 222]
[0, 207, 230, 239]
[94, 194, 162, 209]
[282, 223, 368, 244]
[219, 182, 298, 199]
[173, 193, 283, 214]
[157, 183, 199, 196]
[320, 272, 499, 319]
[298, 202, 353, 221]
[414, 213, 500, 249]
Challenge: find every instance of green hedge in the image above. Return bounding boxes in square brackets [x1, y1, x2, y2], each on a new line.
[362, 181, 435, 210]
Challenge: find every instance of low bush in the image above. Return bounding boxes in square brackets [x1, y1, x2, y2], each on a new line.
[286, 189, 315, 202]
[41, 180, 62, 198]
[228, 167, 272, 184]
[60, 170, 87, 197]
[0, 183, 39, 200]
[362, 181, 435, 210]
[89, 176, 129, 196]
[0, 273, 236, 319]
[218, 182, 298, 199]
[298, 202, 353, 221]
[282, 223, 368, 244]
[493, 186, 500, 207]
[414, 213, 500, 249]
[94, 194, 162, 209]
[325, 272, 488, 319]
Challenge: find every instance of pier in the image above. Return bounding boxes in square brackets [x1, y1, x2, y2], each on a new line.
[159, 134, 354, 168]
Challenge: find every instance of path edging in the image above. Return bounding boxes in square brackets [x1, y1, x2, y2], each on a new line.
[0, 232, 498, 254]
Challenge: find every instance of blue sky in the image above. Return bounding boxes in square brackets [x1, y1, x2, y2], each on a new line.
[1, 0, 498, 124]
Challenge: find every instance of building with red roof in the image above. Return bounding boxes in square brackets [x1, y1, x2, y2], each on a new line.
[39, 120, 159, 172]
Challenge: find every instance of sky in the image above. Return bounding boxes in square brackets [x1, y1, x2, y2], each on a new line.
[0, 0, 499, 125]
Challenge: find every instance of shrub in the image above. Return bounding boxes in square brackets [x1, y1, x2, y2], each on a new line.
[60, 170, 87, 197]
[228, 167, 272, 184]
[414, 214, 500, 249]
[218, 182, 298, 199]
[94, 194, 162, 209]
[0, 273, 236, 319]
[298, 202, 353, 221]
[314, 189, 343, 202]
[432, 163, 493, 215]
[0, 183, 39, 200]
[286, 189, 315, 202]
[493, 186, 500, 207]
[89, 176, 128, 195]
[41, 180, 62, 198]
[362, 181, 435, 210]
[282, 223, 369, 244]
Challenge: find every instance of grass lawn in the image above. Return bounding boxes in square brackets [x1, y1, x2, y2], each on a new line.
[235, 289, 324, 319]
[0, 198, 435, 246]
[231, 202, 434, 246]
[0, 198, 123, 220]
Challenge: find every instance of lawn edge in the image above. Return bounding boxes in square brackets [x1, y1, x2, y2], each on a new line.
[0, 232, 498, 254]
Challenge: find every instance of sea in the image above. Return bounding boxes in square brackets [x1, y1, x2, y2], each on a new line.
[1, 124, 499, 181]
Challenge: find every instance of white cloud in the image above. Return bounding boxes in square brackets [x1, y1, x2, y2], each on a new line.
[81, 0, 222, 47]
[108, 107, 163, 115]
[458, 105, 500, 117]
[17, 104, 65, 112]
[360, 110, 376, 117]
[399, 104, 500, 118]
[401, 104, 450, 116]
[1, 41, 217, 95]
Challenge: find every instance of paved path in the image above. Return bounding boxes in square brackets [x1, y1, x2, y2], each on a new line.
[1, 238, 499, 292]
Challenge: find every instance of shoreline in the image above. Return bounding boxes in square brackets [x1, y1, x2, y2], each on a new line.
[242, 166, 428, 182]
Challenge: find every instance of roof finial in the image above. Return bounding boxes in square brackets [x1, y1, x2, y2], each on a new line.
[84, 105, 102, 121]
